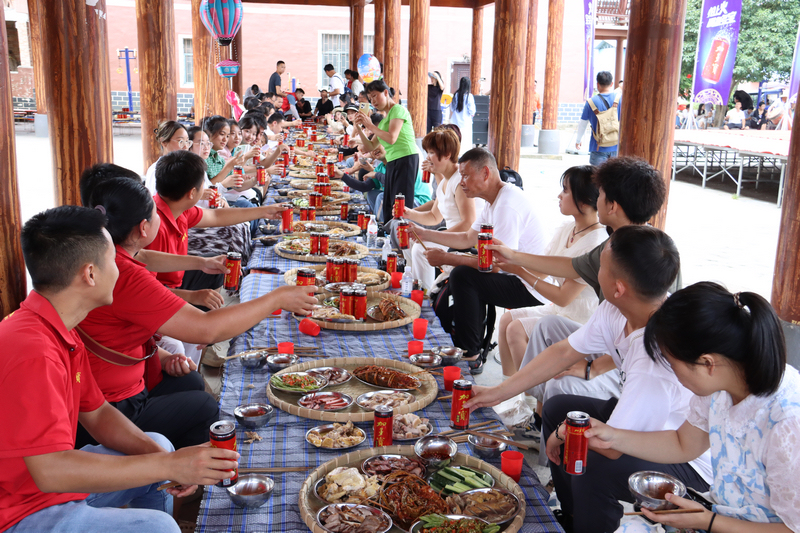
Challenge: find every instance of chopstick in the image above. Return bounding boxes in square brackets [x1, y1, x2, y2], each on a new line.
[463, 430, 530, 451]
[409, 226, 428, 252]
[157, 481, 182, 492]
[156, 466, 314, 490]
[623, 509, 705, 516]
[446, 423, 504, 439]
[437, 395, 453, 401]
[439, 420, 500, 435]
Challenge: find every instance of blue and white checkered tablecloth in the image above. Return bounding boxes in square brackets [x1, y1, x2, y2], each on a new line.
[195, 238, 563, 532]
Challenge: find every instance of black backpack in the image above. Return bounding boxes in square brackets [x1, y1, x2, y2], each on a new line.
[499, 167, 523, 189]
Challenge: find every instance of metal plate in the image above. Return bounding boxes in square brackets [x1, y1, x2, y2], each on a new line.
[316, 504, 392, 533]
[353, 369, 421, 392]
[361, 454, 427, 482]
[298, 391, 354, 412]
[269, 372, 328, 395]
[453, 488, 522, 525]
[305, 424, 367, 450]
[392, 423, 433, 443]
[306, 367, 353, 386]
[355, 390, 416, 411]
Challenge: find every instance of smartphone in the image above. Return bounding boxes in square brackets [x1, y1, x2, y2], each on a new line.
[359, 102, 371, 115]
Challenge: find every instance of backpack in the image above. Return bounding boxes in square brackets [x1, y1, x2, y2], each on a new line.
[587, 93, 621, 148]
[499, 167, 524, 189]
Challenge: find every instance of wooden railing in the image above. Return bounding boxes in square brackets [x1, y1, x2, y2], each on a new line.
[596, 0, 629, 26]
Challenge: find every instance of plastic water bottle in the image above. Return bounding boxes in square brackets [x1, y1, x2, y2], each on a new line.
[381, 237, 392, 261]
[401, 268, 413, 297]
[366, 215, 378, 249]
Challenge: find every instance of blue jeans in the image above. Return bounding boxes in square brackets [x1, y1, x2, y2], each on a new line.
[231, 196, 261, 233]
[589, 150, 617, 166]
[366, 190, 383, 222]
[8, 433, 178, 533]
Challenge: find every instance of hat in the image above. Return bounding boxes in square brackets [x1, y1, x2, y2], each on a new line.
[344, 103, 359, 112]
[331, 107, 344, 114]
[781, 88, 789, 98]
[320, 86, 330, 93]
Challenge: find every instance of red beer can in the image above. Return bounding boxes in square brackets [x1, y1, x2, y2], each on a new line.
[256, 166, 267, 185]
[316, 162, 324, 174]
[422, 170, 431, 183]
[327, 161, 335, 178]
[293, 154, 298, 165]
[324, 183, 332, 197]
[310, 192, 322, 208]
[354, 289, 367, 320]
[333, 258, 345, 282]
[346, 259, 358, 283]
[310, 233, 321, 255]
[326, 257, 336, 282]
[282, 152, 290, 166]
[224, 252, 242, 290]
[397, 220, 410, 250]
[209, 421, 238, 487]
[450, 380, 473, 430]
[297, 138, 305, 148]
[307, 206, 316, 221]
[480, 223, 494, 235]
[300, 207, 308, 221]
[233, 165, 244, 178]
[340, 203, 349, 220]
[338, 152, 344, 162]
[314, 182, 323, 195]
[296, 268, 317, 297]
[563, 411, 590, 475]
[478, 233, 493, 273]
[319, 234, 330, 255]
[339, 288, 355, 316]
[252, 154, 260, 166]
[343, 133, 350, 145]
[386, 252, 398, 274]
[281, 207, 293, 233]
[373, 405, 393, 447]
[394, 194, 405, 218]
[208, 188, 220, 209]
[357, 211, 365, 231]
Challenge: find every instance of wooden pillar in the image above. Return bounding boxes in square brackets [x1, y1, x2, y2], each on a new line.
[191, 0, 230, 123]
[617, 0, 687, 229]
[407, 0, 429, 138]
[0, 6, 26, 317]
[36, 0, 113, 207]
[771, 104, 800, 322]
[27, 0, 47, 114]
[350, 0, 365, 69]
[522, 0, 539, 124]
[374, 0, 385, 63]
[470, 7, 483, 95]
[232, 27, 243, 97]
[614, 37, 624, 87]
[384, 0, 400, 91]
[487, 0, 529, 170]
[136, 0, 178, 171]
[541, 0, 563, 131]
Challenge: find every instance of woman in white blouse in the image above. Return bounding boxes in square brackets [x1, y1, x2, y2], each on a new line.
[449, 77, 476, 155]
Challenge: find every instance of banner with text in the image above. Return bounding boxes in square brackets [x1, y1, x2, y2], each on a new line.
[583, 0, 596, 100]
[789, 22, 800, 105]
[692, 0, 742, 106]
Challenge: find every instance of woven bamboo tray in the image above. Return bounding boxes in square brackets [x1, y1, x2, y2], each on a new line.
[291, 179, 346, 191]
[298, 446, 526, 533]
[267, 357, 437, 423]
[288, 190, 351, 205]
[297, 292, 419, 331]
[288, 220, 362, 238]
[274, 240, 370, 263]
[292, 204, 345, 216]
[284, 265, 391, 292]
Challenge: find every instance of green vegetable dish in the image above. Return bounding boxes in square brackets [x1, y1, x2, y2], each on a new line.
[417, 514, 500, 533]
[427, 467, 493, 496]
[270, 373, 323, 393]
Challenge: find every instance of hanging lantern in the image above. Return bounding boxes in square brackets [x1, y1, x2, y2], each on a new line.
[216, 59, 240, 78]
[199, 0, 243, 46]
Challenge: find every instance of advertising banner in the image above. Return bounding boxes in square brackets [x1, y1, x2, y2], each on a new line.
[692, 0, 742, 106]
[583, 0, 595, 100]
[789, 22, 800, 105]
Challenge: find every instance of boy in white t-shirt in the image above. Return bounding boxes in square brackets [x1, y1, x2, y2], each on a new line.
[466, 225, 712, 533]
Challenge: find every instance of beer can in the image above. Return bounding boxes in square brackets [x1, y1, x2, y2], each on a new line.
[293, 154, 298, 165]
[563, 411, 590, 475]
[311, 132, 318, 142]
[297, 138, 305, 148]
[327, 161, 335, 178]
[450, 380, 473, 430]
[300, 206, 308, 221]
[397, 220, 410, 250]
[339, 287, 355, 316]
[326, 257, 336, 282]
[256, 165, 267, 185]
[373, 405, 393, 447]
[422, 170, 431, 183]
[394, 194, 405, 218]
[252, 155, 259, 166]
[343, 185, 350, 193]
[324, 183, 332, 197]
[316, 162, 324, 174]
[480, 223, 494, 235]
[314, 182, 324, 195]
[310, 233, 321, 255]
[282, 152, 290, 166]
[386, 252, 398, 274]
[296, 268, 317, 297]
[338, 152, 344, 162]
[478, 233, 493, 273]
[319, 233, 330, 255]
[340, 203, 349, 221]
[310, 192, 322, 208]
[346, 259, 358, 283]
[307, 206, 316, 221]
[357, 211, 365, 231]
[210, 421, 238, 487]
[343, 134, 350, 146]
[233, 165, 244, 177]
[209, 188, 220, 209]
[224, 252, 242, 290]
[332, 258, 345, 283]
[354, 289, 368, 320]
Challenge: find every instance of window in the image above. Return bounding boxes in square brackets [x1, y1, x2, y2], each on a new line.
[320, 33, 374, 87]
[180, 37, 193, 87]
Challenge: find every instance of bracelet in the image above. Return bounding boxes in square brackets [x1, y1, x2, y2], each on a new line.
[532, 277, 540, 290]
[554, 421, 565, 441]
[585, 360, 593, 381]
[707, 512, 717, 533]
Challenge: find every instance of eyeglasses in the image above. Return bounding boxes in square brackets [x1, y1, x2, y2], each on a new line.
[177, 139, 194, 148]
[198, 141, 212, 148]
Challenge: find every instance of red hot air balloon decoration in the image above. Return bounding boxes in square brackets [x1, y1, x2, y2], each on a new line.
[199, 0, 243, 78]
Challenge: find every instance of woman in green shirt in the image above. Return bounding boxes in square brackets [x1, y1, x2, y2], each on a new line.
[353, 80, 420, 223]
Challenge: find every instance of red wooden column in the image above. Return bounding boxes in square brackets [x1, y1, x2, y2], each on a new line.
[538, 0, 563, 154]
[384, 0, 401, 91]
[408, 0, 430, 138]
[617, 0, 687, 229]
[614, 37, 625, 87]
[522, 0, 539, 125]
[191, 0, 230, 123]
[27, 0, 46, 115]
[136, 0, 178, 171]
[470, 7, 483, 95]
[487, 0, 529, 170]
[350, 0, 365, 69]
[374, 0, 385, 63]
[36, 0, 113, 206]
[232, 27, 243, 97]
[0, 6, 26, 317]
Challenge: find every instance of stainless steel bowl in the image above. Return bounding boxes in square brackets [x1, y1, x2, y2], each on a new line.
[466, 434, 507, 460]
[266, 353, 298, 372]
[233, 403, 274, 429]
[628, 471, 687, 511]
[452, 488, 521, 525]
[431, 346, 464, 366]
[240, 350, 268, 370]
[317, 504, 392, 533]
[225, 474, 274, 508]
[258, 222, 280, 235]
[414, 435, 458, 469]
[409, 353, 442, 368]
[409, 515, 489, 533]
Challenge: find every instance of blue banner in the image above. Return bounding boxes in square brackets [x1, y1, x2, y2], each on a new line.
[692, 0, 742, 106]
[583, 0, 595, 100]
[789, 22, 800, 105]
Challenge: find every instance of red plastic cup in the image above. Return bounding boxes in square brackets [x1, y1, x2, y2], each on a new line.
[277, 342, 294, 354]
[408, 340, 423, 356]
[272, 308, 282, 315]
[501, 450, 524, 482]
[281, 207, 293, 233]
[298, 318, 321, 336]
[410, 290, 424, 307]
[412, 318, 428, 340]
[443, 366, 461, 392]
[391, 271, 403, 289]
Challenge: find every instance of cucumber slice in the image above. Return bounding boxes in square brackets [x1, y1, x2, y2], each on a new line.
[464, 476, 486, 489]
[435, 470, 462, 483]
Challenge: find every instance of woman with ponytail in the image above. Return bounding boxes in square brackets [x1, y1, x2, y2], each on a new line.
[586, 282, 800, 533]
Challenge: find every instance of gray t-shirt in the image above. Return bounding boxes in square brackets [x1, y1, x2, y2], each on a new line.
[268, 72, 282, 94]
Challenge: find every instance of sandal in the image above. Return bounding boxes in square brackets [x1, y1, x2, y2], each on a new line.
[468, 357, 484, 374]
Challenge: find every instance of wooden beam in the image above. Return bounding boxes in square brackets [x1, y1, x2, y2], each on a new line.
[374, 0, 385, 63]
[614, 36, 624, 87]
[408, 0, 430, 138]
[0, 5, 26, 318]
[26, 0, 47, 114]
[541, 0, 563, 131]
[36, 0, 113, 207]
[595, 27, 628, 39]
[384, 0, 401, 91]
[487, 0, 529, 170]
[470, 7, 483, 95]
[617, 0, 686, 230]
[192, 0, 230, 123]
[350, 0, 365, 70]
[232, 26, 243, 97]
[136, 0, 178, 172]
[522, 0, 539, 124]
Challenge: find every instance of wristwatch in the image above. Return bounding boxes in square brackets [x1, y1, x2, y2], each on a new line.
[585, 360, 593, 381]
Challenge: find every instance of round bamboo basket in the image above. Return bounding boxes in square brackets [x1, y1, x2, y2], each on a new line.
[284, 265, 391, 292]
[287, 220, 362, 238]
[267, 357, 437, 422]
[288, 190, 351, 205]
[298, 292, 419, 331]
[291, 179, 346, 191]
[274, 241, 370, 263]
[298, 447, 526, 533]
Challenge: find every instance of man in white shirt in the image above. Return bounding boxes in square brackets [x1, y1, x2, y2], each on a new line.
[466, 225, 712, 533]
[324, 64, 345, 108]
[723, 100, 746, 130]
[413, 148, 547, 373]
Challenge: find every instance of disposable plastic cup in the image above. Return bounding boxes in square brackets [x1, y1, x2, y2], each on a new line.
[410, 290, 424, 306]
[277, 342, 294, 354]
[501, 451, 524, 482]
[298, 318, 321, 336]
[272, 308, 282, 316]
[443, 366, 461, 392]
[412, 318, 428, 340]
[391, 272, 403, 288]
[407, 341, 423, 356]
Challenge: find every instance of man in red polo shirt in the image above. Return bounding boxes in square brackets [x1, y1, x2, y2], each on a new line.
[0, 206, 238, 533]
